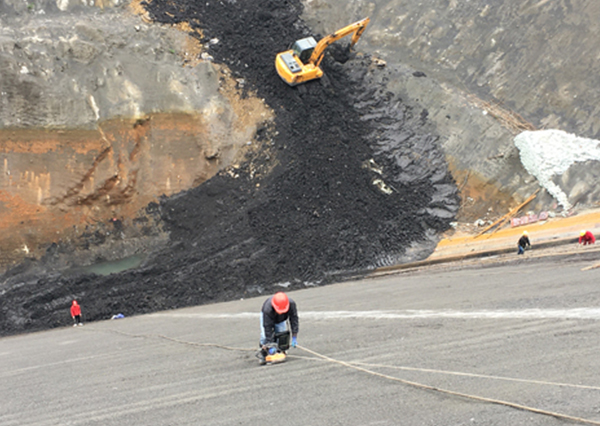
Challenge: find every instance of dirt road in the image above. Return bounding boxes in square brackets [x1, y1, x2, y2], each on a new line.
[2, 256, 600, 425]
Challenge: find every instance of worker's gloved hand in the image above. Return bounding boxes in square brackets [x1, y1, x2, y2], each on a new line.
[268, 346, 277, 355]
[291, 336, 297, 348]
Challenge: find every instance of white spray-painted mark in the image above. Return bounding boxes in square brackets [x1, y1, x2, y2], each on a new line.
[514, 129, 600, 210]
[155, 308, 600, 320]
[87, 95, 100, 121]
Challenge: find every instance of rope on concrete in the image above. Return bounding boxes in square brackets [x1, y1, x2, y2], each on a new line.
[86, 327, 600, 425]
[345, 360, 600, 392]
[287, 354, 600, 391]
[85, 326, 255, 352]
[297, 344, 600, 426]
[582, 260, 600, 271]
[154, 333, 255, 352]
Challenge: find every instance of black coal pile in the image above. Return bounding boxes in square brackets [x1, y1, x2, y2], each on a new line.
[0, 0, 458, 336]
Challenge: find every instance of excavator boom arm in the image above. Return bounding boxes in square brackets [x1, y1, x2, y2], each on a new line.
[309, 18, 370, 67]
[274, 17, 370, 86]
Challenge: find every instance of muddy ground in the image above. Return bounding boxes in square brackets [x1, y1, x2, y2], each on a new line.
[0, 0, 459, 336]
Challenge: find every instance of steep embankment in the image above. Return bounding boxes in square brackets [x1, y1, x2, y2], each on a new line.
[0, 3, 271, 271]
[302, 0, 600, 221]
[0, 0, 458, 335]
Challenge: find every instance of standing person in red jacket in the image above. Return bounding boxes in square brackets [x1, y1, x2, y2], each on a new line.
[70, 300, 83, 327]
[579, 230, 596, 246]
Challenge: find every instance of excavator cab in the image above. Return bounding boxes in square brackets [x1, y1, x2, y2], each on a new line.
[290, 37, 317, 64]
[275, 18, 370, 86]
[277, 37, 317, 79]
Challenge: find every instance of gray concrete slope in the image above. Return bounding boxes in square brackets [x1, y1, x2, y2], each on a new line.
[2, 256, 600, 425]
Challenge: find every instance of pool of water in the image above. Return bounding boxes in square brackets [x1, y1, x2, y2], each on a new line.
[69, 254, 146, 276]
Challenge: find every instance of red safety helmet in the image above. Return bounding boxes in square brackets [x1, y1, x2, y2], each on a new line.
[271, 292, 289, 314]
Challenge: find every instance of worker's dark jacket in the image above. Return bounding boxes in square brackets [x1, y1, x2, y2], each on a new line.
[518, 236, 530, 248]
[261, 296, 299, 344]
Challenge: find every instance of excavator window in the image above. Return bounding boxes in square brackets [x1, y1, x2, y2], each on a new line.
[291, 37, 317, 65]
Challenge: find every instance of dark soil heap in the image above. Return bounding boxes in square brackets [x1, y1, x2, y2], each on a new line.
[0, 0, 458, 336]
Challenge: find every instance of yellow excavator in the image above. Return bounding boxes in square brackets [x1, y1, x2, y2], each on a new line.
[275, 17, 370, 86]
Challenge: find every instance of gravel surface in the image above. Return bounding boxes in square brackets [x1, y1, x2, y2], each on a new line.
[2, 257, 600, 425]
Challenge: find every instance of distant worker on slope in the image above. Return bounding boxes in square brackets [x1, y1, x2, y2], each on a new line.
[70, 300, 83, 327]
[517, 231, 531, 255]
[579, 230, 596, 246]
[256, 292, 299, 365]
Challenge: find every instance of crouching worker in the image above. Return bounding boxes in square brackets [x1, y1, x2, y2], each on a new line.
[579, 230, 596, 246]
[256, 292, 299, 365]
[70, 300, 83, 327]
[517, 231, 531, 255]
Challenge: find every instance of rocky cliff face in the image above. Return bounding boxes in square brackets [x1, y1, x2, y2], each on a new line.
[302, 0, 600, 219]
[0, 1, 271, 270]
[0, 0, 461, 335]
[2, 0, 599, 336]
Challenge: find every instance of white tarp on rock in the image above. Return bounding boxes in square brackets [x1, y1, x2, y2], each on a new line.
[514, 129, 600, 210]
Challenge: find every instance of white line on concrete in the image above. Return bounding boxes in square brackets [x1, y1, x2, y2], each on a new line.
[154, 308, 600, 320]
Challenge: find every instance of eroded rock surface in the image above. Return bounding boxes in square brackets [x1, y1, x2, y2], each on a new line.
[0, 0, 459, 335]
[302, 0, 600, 218]
[0, 5, 271, 269]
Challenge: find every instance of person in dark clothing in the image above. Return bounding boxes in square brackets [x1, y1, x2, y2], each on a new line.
[256, 292, 299, 365]
[579, 230, 596, 245]
[517, 231, 531, 255]
[70, 300, 83, 326]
